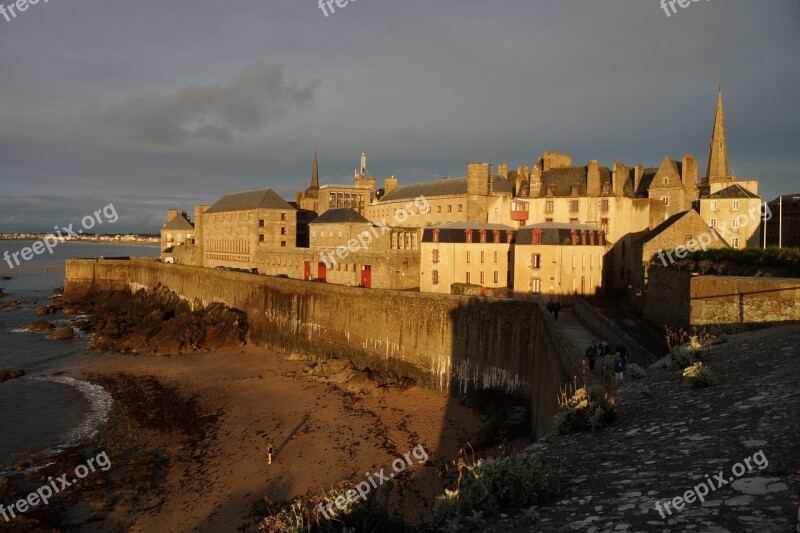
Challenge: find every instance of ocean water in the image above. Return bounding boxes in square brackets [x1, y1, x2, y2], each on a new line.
[0, 240, 158, 469]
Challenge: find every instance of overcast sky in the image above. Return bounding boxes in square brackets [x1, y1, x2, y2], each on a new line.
[1, 0, 798, 232]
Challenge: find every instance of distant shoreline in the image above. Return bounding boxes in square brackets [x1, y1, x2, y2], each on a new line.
[0, 237, 159, 247]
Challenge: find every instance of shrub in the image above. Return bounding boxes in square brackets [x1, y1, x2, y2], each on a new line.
[627, 363, 647, 380]
[553, 386, 616, 435]
[682, 362, 717, 388]
[429, 454, 557, 531]
[669, 344, 698, 370]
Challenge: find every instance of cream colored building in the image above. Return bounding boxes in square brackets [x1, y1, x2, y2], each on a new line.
[419, 223, 516, 294]
[698, 185, 762, 249]
[513, 223, 606, 303]
[160, 209, 195, 260]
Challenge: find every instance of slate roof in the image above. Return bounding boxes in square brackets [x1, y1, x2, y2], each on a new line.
[380, 176, 513, 203]
[161, 214, 194, 231]
[309, 208, 371, 225]
[538, 166, 613, 197]
[421, 223, 517, 244]
[516, 222, 603, 246]
[636, 211, 694, 246]
[708, 184, 760, 199]
[206, 189, 295, 213]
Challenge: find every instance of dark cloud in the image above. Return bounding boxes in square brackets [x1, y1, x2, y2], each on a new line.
[81, 65, 319, 145]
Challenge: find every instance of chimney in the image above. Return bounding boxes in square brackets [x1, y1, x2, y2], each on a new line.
[384, 176, 398, 195]
[634, 164, 644, 196]
[612, 160, 627, 196]
[167, 209, 178, 221]
[587, 160, 600, 196]
[498, 163, 509, 179]
[682, 154, 698, 190]
[529, 163, 542, 197]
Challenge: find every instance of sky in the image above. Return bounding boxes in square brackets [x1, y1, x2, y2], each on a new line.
[1, 0, 798, 233]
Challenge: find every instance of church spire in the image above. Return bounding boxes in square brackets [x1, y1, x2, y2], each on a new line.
[706, 88, 730, 182]
[310, 145, 319, 189]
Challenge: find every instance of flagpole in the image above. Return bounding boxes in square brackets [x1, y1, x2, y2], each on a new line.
[779, 195, 783, 248]
[763, 201, 767, 249]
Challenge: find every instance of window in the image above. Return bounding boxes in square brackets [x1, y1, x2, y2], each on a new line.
[546, 186, 554, 196]
[601, 183, 611, 195]
[531, 253, 541, 269]
[493, 230, 500, 243]
[447, 205, 452, 213]
[600, 199, 609, 212]
[480, 272, 485, 284]
[466, 251, 471, 263]
[600, 218, 609, 232]
[259, 234, 265, 242]
[432, 250, 440, 263]
[532, 229, 542, 245]
[432, 270, 439, 285]
[281, 213, 287, 221]
[569, 200, 579, 212]
[732, 200, 740, 211]
[432, 229, 440, 243]
[570, 185, 580, 197]
[281, 227, 287, 235]
[494, 251, 498, 263]
[458, 204, 463, 212]
[685, 235, 693, 243]
[570, 218, 579, 224]
[259, 219, 265, 227]
[479, 230, 487, 243]
[480, 251, 485, 263]
[732, 218, 739, 229]
[662, 197, 670, 206]
[732, 237, 740, 247]
[545, 218, 554, 223]
[465, 230, 473, 243]
[466, 272, 471, 284]
[493, 271, 499, 284]
[710, 218, 717, 228]
[437, 206, 442, 213]
[662, 177, 669, 185]
[545, 200, 555, 214]
[711, 201, 718, 211]
[531, 278, 541, 294]
[281, 241, 286, 247]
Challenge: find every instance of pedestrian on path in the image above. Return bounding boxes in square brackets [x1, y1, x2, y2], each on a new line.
[613, 353, 625, 385]
[585, 340, 598, 372]
[553, 302, 561, 319]
[266, 443, 273, 465]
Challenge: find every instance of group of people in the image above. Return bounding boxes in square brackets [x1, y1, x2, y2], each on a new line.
[546, 300, 562, 319]
[584, 339, 629, 387]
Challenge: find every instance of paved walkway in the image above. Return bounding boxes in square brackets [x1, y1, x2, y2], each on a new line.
[548, 307, 602, 386]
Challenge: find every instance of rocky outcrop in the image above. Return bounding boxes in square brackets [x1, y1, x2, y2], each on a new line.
[27, 321, 56, 331]
[0, 299, 20, 311]
[35, 302, 64, 316]
[0, 369, 25, 382]
[0, 288, 8, 298]
[68, 284, 248, 356]
[49, 327, 75, 340]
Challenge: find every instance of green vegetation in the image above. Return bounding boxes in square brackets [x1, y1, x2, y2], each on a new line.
[429, 453, 558, 531]
[553, 385, 616, 435]
[650, 247, 800, 277]
[627, 363, 647, 380]
[682, 362, 718, 388]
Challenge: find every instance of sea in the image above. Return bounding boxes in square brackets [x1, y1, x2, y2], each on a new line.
[0, 240, 159, 471]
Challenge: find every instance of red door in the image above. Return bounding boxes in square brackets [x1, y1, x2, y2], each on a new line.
[360, 265, 372, 288]
[303, 261, 311, 280]
[317, 262, 327, 282]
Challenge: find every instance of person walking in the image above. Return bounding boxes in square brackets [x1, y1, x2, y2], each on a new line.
[553, 302, 561, 319]
[613, 353, 625, 386]
[266, 443, 273, 465]
[584, 341, 598, 372]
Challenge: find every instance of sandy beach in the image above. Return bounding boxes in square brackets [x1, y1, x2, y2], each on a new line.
[74, 346, 492, 531]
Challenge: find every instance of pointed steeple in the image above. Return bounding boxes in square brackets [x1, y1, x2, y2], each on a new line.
[311, 145, 319, 189]
[304, 146, 320, 199]
[706, 88, 730, 182]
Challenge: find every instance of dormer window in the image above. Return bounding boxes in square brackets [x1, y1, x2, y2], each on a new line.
[601, 183, 611, 195]
[546, 186, 555, 196]
[570, 185, 580, 197]
[479, 230, 487, 243]
[465, 230, 473, 243]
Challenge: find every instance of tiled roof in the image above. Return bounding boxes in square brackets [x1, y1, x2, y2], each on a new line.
[310, 208, 370, 225]
[380, 176, 512, 203]
[206, 189, 294, 213]
[516, 222, 603, 246]
[708, 184, 760, 200]
[161, 215, 194, 231]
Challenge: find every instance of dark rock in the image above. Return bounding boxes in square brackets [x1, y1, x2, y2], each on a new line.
[0, 287, 8, 298]
[0, 275, 12, 280]
[26, 321, 56, 331]
[0, 369, 25, 382]
[0, 300, 20, 311]
[48, 327, 75, 340]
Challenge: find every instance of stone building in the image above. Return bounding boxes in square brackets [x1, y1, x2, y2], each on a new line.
[419, 222, 516, 294]
[297, 151, 376, 216]
[764, 194, 800, 248]
[160, 209, 195, 261]
[513, 222, 606, 303]
[698, 184, 763, 249]
[633, 209, 726, 289]
[200, 189, 298, 268]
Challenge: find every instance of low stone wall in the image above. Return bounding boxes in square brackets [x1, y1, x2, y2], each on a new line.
[644, 267, 800, 332]
[573, 297, 657, 365]
[65, 258, 578, 438]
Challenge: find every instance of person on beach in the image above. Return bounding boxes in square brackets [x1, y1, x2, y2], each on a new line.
[266, 443, 273, 465]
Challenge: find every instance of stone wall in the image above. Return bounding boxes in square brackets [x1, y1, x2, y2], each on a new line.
[65, 259, 579, 438]
[573, 297, 657, 366]
[644, 267, 800, 331]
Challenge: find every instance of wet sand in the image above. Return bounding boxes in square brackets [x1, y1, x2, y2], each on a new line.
[78, 346, 490, 531]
